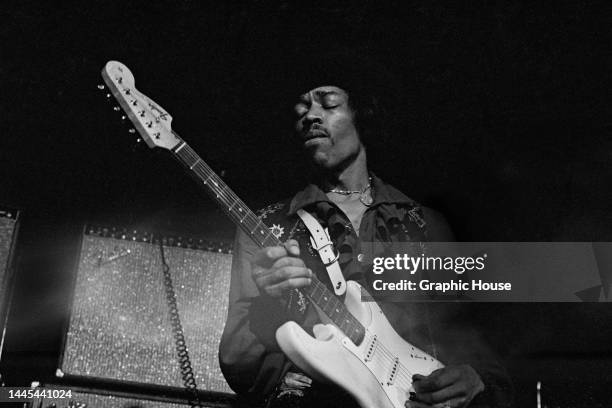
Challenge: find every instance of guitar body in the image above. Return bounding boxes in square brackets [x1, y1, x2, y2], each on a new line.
[276, 281, 443, 408]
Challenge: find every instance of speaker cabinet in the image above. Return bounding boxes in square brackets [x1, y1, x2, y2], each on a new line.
[59, 226, 234, 395]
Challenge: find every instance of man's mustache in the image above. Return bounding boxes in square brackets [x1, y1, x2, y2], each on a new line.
[302, 124, 329, 138]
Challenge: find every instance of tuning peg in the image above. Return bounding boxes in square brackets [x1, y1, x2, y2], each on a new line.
[106, 93, 112, 99]
[128, 128, 136, 134]
[121, 115, 127, 121]
[113, 106, 120, 111]
[97, 84, 105, 90]
[136, 138, 142, 143]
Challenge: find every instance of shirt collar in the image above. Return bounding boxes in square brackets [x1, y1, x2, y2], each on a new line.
[287, 173, 415, 215]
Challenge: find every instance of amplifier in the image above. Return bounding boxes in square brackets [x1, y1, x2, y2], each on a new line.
[59, 226, 235, 395]
[0, 207, 19, 359]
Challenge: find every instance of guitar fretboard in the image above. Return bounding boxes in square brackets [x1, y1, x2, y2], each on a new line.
[171, 136, 365, 345]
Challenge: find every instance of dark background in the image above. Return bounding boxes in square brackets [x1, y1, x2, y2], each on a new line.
[1, 1, 612, 407]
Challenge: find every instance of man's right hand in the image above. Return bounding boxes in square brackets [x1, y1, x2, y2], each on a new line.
[251, 239, 313, 297]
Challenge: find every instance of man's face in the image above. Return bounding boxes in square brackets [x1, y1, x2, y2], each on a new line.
[294, 86, 363, 170]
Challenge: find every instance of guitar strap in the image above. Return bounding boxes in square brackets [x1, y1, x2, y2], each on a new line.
[296, 209, 346, 296]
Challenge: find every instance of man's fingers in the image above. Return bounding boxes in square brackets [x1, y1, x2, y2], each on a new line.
[252, 240, 301, 268]
[414, 383, 464, 404]
[413, 368, 459, 393]
[251, 241, 308, 297]
[252, 246, 288, 268]
[254, 266, 312, 289]
[271, 256, 306, 270]
[411, 365, 483, 408]
[284, 239, 300, 256]
[265, 276, 312, 297]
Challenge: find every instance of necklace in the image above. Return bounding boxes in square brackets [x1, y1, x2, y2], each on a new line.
[328, 177, 373, 206]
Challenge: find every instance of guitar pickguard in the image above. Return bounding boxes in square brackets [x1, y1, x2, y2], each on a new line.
[276, 281, 443, 408]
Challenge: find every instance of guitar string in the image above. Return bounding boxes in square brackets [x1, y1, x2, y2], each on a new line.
[363, 331, 420, 385]
[372, 331, 440, 387]
[177, 145, 270, 238]
[368, 331, 427, 380]
[175, 144, 429, 389]
[361, 332, 419, 389]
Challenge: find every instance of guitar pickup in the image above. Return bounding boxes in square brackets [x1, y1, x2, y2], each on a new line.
[364, 335, 378, 362]
[387, 357, 400, 386]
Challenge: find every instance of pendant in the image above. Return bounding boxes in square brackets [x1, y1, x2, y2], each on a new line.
[360, 191, 373, 206]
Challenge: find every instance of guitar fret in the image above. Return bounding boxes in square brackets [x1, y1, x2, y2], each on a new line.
[189, 158, 201, 170]
[238, 211, 250, 223]
[213, 183, 226, 199]
[338, 312, 350, 333]
[262, 233, 279, 247]
[312, 282, 324, 303]
[347, 318, 359, 342]
[322, 296, 334, 316]
[319, 288, 327, 304]
[331, 297, 342, 317]
[250, 220, 267, 236]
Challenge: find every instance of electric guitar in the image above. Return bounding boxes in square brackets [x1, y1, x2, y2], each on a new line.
[100, 61, 443, 408]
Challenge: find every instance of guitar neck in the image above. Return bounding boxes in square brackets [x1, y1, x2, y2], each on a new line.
[171, 135, 365, 345]
[171, 136, 278, 248]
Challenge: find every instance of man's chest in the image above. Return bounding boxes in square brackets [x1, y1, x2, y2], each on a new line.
[333, 200, 368, 234]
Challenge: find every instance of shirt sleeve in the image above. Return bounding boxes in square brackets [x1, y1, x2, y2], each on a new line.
[218, 228, 293, 400]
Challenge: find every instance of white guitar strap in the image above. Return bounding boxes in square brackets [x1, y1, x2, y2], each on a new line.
[296, 209, 346, 296]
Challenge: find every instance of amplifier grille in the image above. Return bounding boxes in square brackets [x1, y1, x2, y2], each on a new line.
[60, 230, 233, 394]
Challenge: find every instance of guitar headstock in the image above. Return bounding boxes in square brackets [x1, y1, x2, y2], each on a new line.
[101, 61, 181, 150]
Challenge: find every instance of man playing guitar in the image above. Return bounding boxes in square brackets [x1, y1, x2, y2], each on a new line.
[218, 53, 512, 408]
